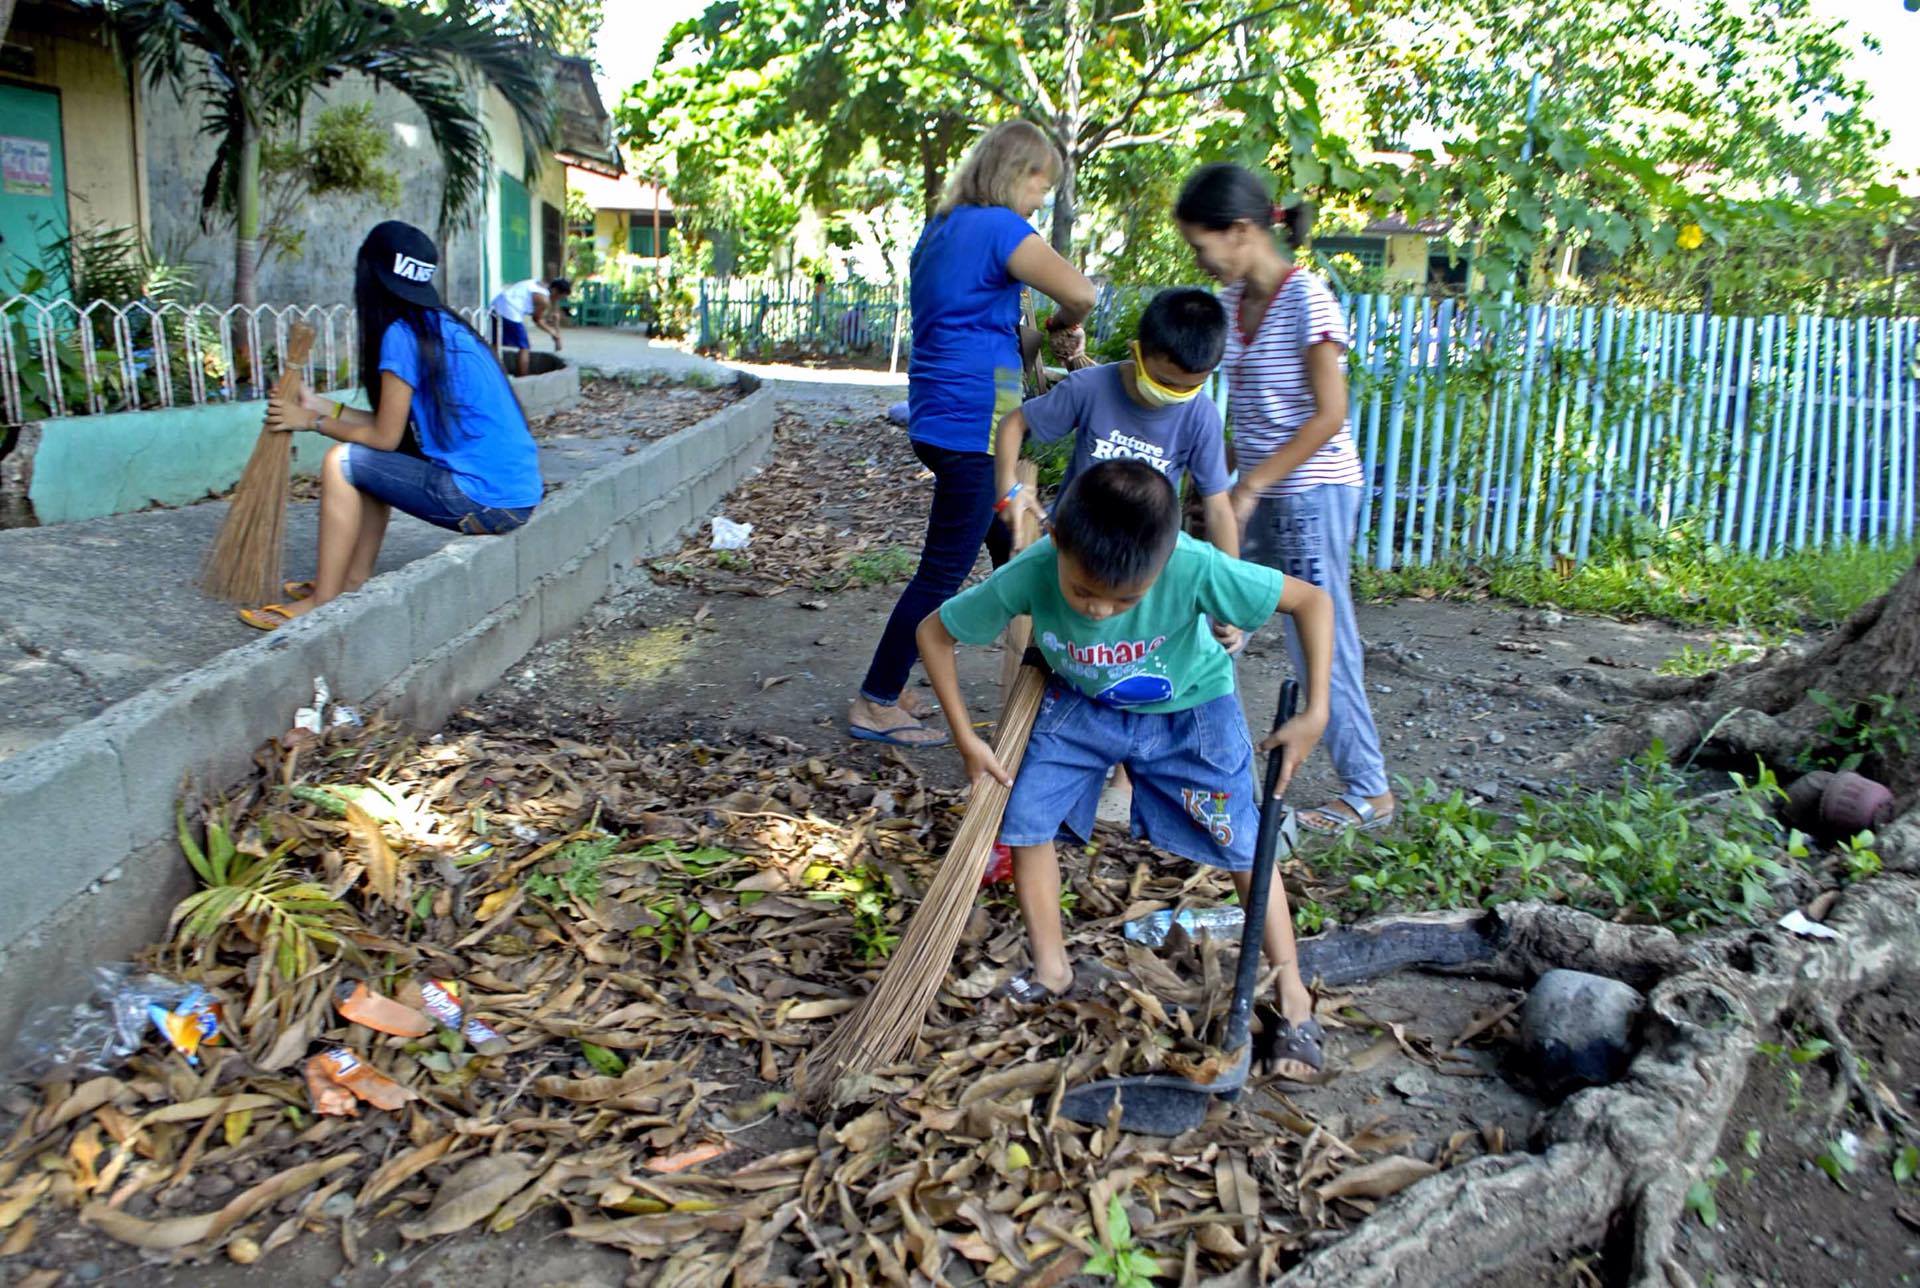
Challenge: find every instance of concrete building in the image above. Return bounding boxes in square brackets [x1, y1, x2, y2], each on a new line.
[0, 3, 618, 310]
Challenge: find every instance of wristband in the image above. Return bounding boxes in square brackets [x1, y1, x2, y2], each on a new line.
[993, 483, 1022, 513]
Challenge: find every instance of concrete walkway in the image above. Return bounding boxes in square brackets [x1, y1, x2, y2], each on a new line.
[0, 378, 717, 761]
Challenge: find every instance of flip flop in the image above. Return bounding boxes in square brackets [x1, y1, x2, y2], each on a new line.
[238, 604, 298, 631]
[282, 580, 315, 601]
[1253, 1004, 1327, 1078]
[1299, 791, 1395, 836]
[847, 719, 949, 748]
[993, 960, 1117, 1005]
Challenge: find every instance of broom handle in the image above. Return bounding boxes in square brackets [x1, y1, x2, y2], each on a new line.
[1223, 678, 1299, 1059]
[278, 323, 316, 390]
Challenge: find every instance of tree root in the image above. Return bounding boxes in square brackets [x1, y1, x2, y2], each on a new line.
[1281, 878, 1920, 1287]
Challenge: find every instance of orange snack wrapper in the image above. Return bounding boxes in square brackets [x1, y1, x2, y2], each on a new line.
[303, 1054, 358, 1117]
[333, 981, 433, 1037]
[306, 1048, 415, 1113]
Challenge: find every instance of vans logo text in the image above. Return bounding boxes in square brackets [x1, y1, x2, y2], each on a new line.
[392, 253, 436, 283]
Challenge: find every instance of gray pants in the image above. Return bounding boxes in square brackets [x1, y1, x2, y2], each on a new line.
[1243, 483, 1389, 798]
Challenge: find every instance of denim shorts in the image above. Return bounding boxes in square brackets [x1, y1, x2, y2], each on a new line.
[1000, 682, 1261, 871]
[340, 444, 534, 535]
[494, 317, 531, 350]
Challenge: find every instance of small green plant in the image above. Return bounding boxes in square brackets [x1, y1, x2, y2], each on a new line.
[1743, 1128, 1763, 1158]
[845, 546, 918, 587]
[1838, 831, 1883, 881]
[1810, 691, 1920, 773]
[1894, 1144, 1918, 1184]
[713, 549, 750, 572]
[1294, 901, 1328, 934]
[1658, 640, 1764, 677]
[527, 834, 620, 911]
[804, 862, 900, 959]
[1684, 1157, 1729, 1227]
[1085, 1195, 1158, 1288]
[171, 805, 353, 981]
[1815, 1135, 1860, 1189]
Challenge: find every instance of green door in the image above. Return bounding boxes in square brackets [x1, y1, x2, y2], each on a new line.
[497, 169, 531, 287]
[0, 85, 69, 298]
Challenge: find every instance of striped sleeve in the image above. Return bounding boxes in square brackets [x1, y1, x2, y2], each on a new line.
[1297, 275, 1348, 349]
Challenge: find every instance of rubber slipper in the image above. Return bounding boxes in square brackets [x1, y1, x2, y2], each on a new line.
[994, 960, 1116, 1005]
[847, 720, 949, 749]
[1253, 1004, 1327, 1077]
[238, 604, 298, 631]
[1299, 791, 1395, 836]
[282, 580, 315, 601]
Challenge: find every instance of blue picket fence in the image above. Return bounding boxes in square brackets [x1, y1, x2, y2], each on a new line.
[698, 277, 1918, 567]
[1337, 298, 1918, 568]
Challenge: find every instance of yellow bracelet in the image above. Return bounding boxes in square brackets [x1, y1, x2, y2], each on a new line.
[330, 400, 344, 421]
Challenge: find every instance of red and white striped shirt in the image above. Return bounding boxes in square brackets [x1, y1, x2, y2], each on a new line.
[1220, 271, 1365, 497]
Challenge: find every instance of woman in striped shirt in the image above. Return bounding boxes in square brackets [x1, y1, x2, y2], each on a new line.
[1173, 162, 1394, 835]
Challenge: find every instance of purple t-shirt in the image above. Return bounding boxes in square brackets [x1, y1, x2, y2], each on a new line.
[1022, 365, 1231, 496]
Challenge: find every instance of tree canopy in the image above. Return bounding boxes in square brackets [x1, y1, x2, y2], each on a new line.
[618, 0, 1907, 308]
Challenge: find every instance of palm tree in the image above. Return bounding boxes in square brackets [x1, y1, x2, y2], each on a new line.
[110, 0, 557, 308]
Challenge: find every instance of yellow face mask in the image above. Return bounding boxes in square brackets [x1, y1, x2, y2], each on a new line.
[1130, 341, 1206, 408]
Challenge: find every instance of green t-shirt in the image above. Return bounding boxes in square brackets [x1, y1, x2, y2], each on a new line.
[939, 533, 1287, 713]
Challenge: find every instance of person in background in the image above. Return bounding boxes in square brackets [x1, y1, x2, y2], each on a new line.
[491, 276, 571, 377]
[241, 221, 541, 629]
[1173, 161, 1395, 836]
[847, 119, 1097, 747]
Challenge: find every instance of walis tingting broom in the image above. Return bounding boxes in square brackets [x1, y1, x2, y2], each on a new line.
[795, 465, 1046, 1105]
[199, 322, 316, 604]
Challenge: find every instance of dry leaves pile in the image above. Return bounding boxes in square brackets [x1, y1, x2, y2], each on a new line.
[651, 409, 940, 599]
[0, 717, 1511, 1284]
[535, 376, 742, 445]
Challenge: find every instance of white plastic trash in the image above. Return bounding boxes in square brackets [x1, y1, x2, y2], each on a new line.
[710, 517, 753, 550]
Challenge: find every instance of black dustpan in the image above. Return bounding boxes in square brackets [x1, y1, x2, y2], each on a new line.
[1054, 679, 1300, 1136]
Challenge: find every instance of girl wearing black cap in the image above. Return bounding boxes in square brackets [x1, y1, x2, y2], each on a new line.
[242, 221, 543, 629]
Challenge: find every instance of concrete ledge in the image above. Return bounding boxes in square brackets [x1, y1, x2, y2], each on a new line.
[0, 376, 773, 1047]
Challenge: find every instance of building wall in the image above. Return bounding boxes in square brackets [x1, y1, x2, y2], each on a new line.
[141, 65, 489, 309]
[2, 16, 147, 239]
[1384, 233, 1430, 284]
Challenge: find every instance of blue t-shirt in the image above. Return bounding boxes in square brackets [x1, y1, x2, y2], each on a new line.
[907, 205, 1037, 453]
[1023, 365, 1231, 498]
[379, 315, 543, 509]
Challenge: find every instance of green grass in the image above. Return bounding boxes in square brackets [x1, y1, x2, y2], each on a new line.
[1317, 749, 1806, 932]
[845, 545, 918, 586]
[1354, 539, 1914, 633]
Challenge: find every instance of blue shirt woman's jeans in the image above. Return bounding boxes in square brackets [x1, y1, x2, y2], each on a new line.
[858, 441, 1012, 705]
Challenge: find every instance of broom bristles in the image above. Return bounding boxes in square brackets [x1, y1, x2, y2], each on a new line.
[200, 324, 312, 604]
[796, 657, 1049, 1103]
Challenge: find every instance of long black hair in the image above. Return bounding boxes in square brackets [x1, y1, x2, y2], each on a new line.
[1174, 162, 1315, 252]
[353, 248, 525, 446]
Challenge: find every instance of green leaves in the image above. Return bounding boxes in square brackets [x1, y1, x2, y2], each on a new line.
[1085, 1195, 1158, 1287]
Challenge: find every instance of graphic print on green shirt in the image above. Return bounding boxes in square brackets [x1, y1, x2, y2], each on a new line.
[938, 533, 1287, 714]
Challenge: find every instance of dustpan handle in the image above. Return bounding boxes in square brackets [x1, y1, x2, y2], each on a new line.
[1223, 678, 1298, 1060]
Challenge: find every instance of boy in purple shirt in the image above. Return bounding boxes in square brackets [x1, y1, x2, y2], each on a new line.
[994, 287, 1237, 558]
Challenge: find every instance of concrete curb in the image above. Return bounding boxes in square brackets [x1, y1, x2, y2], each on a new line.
[0, 378, 773, 1048]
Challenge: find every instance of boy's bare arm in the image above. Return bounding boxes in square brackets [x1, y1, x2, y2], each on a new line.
[993, 408, 1027, 506]
[915, 612, 1013, 787]
[1201, 491, 1240, 559]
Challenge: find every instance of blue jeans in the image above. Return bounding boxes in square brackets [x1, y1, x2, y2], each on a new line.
[1243, 484, 1388, 797]
[859, 439, 1013, 704]
[341, 444, 534, 535]
[1002, 684, 1261, 871]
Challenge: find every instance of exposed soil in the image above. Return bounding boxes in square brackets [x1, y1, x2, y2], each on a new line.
[1673, 983, 1920, 1288]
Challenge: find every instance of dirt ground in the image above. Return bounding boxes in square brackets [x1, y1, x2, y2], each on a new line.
[7, 377, 1899, 1288]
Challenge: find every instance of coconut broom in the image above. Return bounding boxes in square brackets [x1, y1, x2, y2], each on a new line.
[199, 322, 316, 604]
[797, 470, 1048, 1103]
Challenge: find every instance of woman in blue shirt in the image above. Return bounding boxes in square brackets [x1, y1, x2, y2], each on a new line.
[241, 221, 542, 629]
[850, 121, 1097, 745]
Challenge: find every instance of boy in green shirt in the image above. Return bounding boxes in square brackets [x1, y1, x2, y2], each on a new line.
[917, 459, 1335, 1075]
